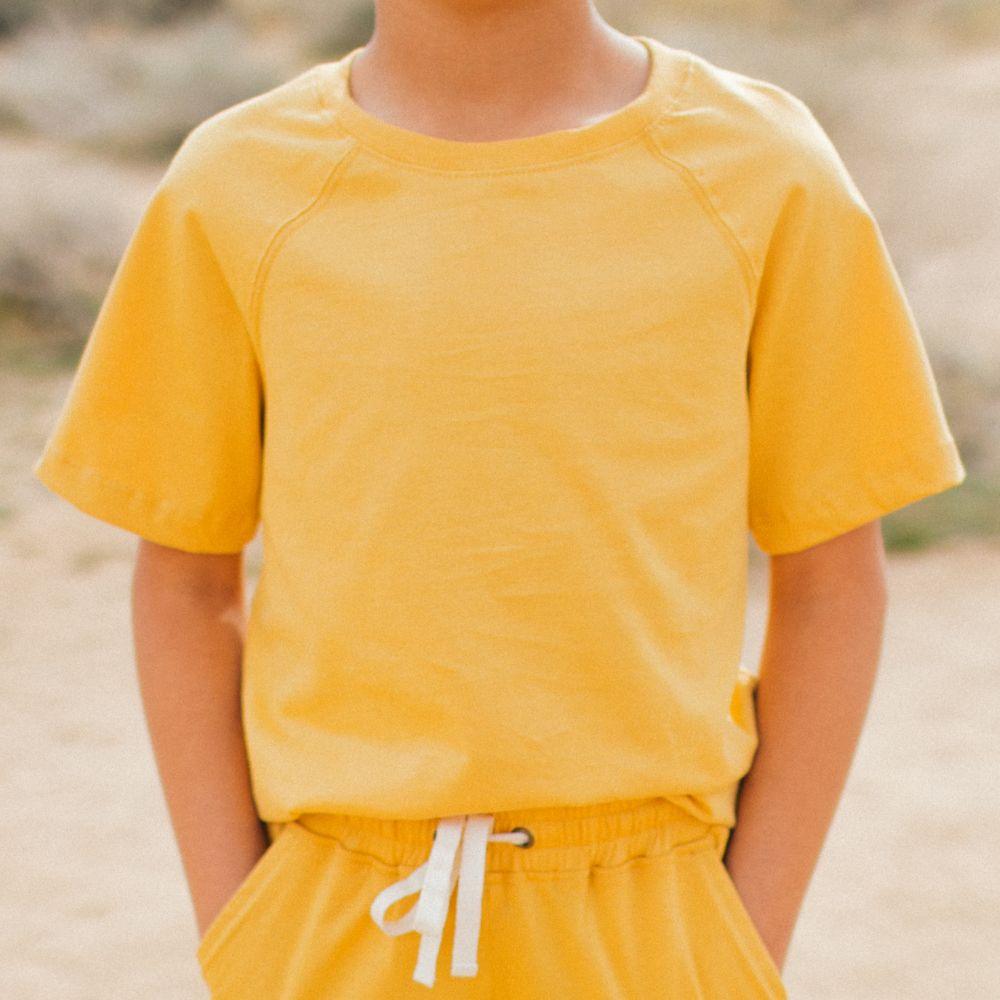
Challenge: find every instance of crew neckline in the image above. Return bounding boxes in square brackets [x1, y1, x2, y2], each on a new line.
[315, 35, 692, 171]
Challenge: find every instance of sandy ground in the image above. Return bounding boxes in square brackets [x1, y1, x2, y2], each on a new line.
[2, 367, 997, 999]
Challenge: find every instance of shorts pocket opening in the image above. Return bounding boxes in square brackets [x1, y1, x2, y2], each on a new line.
[699, 847, 788, 998]
[195, 821, 301, 976]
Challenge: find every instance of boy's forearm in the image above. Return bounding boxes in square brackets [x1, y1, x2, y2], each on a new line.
[724, 522, 888, 970]
[131, 541, 268, 939]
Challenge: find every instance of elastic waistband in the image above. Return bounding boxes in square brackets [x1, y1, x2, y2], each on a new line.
[282, 796, 727, 874]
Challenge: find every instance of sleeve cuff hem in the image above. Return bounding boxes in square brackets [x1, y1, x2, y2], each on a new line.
[32, 450, 258, 554]
[750, 437, 967, 555]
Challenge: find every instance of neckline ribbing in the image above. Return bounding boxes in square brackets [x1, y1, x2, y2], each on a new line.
[316, 35, 692, 171]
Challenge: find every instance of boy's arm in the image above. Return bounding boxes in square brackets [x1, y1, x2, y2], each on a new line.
[131, 539, 268, 940]
[723, 519, 889, 971]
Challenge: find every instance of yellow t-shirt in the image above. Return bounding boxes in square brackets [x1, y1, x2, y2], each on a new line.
[33, 35, 966, 826]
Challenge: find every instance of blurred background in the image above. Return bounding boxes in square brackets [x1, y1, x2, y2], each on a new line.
[1, 2, 997, 998]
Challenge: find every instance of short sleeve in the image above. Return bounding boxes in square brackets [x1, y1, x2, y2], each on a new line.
[32, 146, 263, 554]
[746, 99, 966, 555]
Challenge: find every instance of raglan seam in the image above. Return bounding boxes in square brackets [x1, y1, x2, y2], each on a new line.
[641, 125, 758, 329]
[649, 47, 696, 126]
[247, 140, 361, 353]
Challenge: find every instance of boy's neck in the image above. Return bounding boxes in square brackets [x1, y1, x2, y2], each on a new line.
[347, 2, 653, 142]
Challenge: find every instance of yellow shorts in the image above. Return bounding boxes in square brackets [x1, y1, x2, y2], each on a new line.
[196, 796, 788, 998]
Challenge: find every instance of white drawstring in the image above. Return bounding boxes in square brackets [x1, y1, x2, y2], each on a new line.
[368, 814, 531, 988]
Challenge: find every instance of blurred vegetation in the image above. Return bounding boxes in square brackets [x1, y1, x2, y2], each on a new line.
[1, 0, 997, 549]
[655, 0, 1000, 40]
[880, 352, 1000, 551]
[0, 16, 313, 159]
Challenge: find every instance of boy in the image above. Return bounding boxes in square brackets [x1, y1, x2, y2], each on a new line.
[33, 4, 966, 997]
